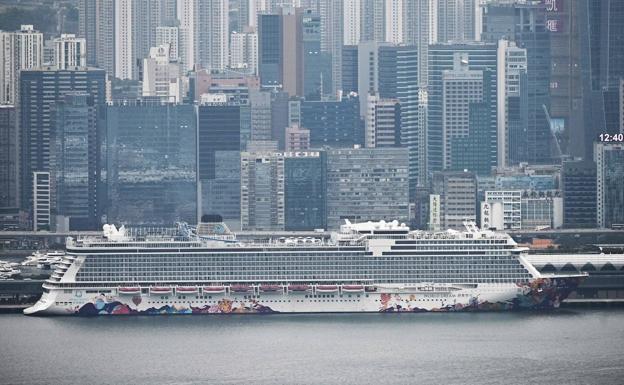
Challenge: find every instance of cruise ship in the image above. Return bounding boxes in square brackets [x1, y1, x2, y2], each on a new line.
[24, 217, 585, 316]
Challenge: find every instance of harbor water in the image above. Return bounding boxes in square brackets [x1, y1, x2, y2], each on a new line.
[0, 310, 623, 385]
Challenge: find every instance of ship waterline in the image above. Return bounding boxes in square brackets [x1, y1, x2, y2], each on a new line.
[25, 219, 584, 316]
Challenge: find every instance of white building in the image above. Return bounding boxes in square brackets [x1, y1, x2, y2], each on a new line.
[0, 25, 43, 105]
[343, 0, 361, 45]
[33, 171, 51, 231]
[230, 29, 258, 74]
[54, 34, 87, 69]
[142, 45, 183, 103]
[365, 94, 400, 148]
[384, 0, 403, 44]
[481, 200, 504, 230]
[114, 0, 134, 79]
[156, 26, 180, 63]
[483, 190, 522, 230]
[437, 0, 479, 43]
[403, 0, 437, 86]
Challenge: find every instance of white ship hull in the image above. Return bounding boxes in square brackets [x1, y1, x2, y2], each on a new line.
[25, 277, 582, 316]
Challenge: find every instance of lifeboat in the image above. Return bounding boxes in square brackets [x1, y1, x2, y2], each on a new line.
[316, 285, 338, 293]
[150, 286, 172, 294]
[260, 284, 281, 292]
[288, 284, 310, 292]
[176, 286, 198, 294]
[342, 285, 364, 293]
[202, 286, 226, 294]
[364, 286, 378, 292]
[231, 284, 252, 293]
[118, 287, 141, 295]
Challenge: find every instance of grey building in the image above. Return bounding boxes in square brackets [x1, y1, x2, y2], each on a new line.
[302, 9, 332, 100]
[240, 151, 285, 231]
[0, 106, 17, 209]
[105, 101, 196, 226]
[326, 147, 409, 230]
[595, 143, 624, 228]
[561, 160, 597, 229]
[284, 151, 326, 231]
[482, 2, 553, 164]
[431, 171, 478, 231]
[197, 103, 242, 229]
[19, 67, 106, 216]
[427, 43, 498, 179]
[300, 95, 363, 148]
[53, 93, 99, 230]
[341, 45, 358, 94]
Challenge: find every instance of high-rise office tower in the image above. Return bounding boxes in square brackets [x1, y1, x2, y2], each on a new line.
[0, 25, 43, 105]
[442, 55, 483, 169]
[230, 29, 259, 74]
[357, 42, 420, 197]
[319, 0, 342, 95]
[284, 124, 310, 151]
[52, 93, 99, 230]
[19, 68, 106, 215]
[300, 95, 363, 148]
[258, 8, 303, 95]
[574, 1, 624, 159]
[249, 89, 272, 141]
[343, 0, 361, 45]
[403, 0, 437, 86]
[197, 103, 242, 229]
[240, 151, 285, 231]
[54, 34, 87, 70]
[497, 40, 528, 167]
[483, 1, 553, 164]
[437, 0, 479, 43]
[595, 143, 624, 229]
[142, 45, 183, 102]
[284, 151, 326, 231]
[106, 101, 196, 226]
[326, 147, 409, 230]
[0, 106, 17, 209]
[427, 42, 498, 179]
[302, 9, 331, 100]
[365, 95, 401, 148]
[341, 45, 358, 94]
[561, 160, 597, 229]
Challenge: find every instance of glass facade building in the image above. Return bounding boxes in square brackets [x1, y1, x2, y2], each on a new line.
[595, 143, 624, 228]
[105, 101, 196, 226]
[561, 160, 597, 228]
[284, 151, 326, 231]
[197, 104, 242, 229]
[300, 96, 364, 148]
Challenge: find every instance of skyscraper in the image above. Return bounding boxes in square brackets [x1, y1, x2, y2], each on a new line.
[284, 151, 326, 231]
[19, 68, 106, 215]
[105, 101, 196, 226]
[52, 93, 99, 230]
[240, 151, 285, 231]
[561, 160, 597, 229]
[54, 34, 87, 70]
[0, 106, 17, 209]
[343, 0, 361, 46]
[197, 103, 242, 229]
[0, 25, 43, 105]
[302, 9, 331, 100]
[595, 143, 624, 228]
[427, 42, 498, 179]
[319, 0, 342, 95]
[300, 95, 363, 148]
[483, 1, 554, 164]
[403, 0, 437, 86]
[431, 170, 477, 230]
[230, 29, 259, 74]
[141, 45, 183, 102]
[365, 95, 401, 148]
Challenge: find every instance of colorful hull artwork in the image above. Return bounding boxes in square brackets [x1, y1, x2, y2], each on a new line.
[31, 277, 585, 316]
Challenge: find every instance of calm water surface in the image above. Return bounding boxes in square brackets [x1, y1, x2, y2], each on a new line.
[1, 310, 623, 385]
